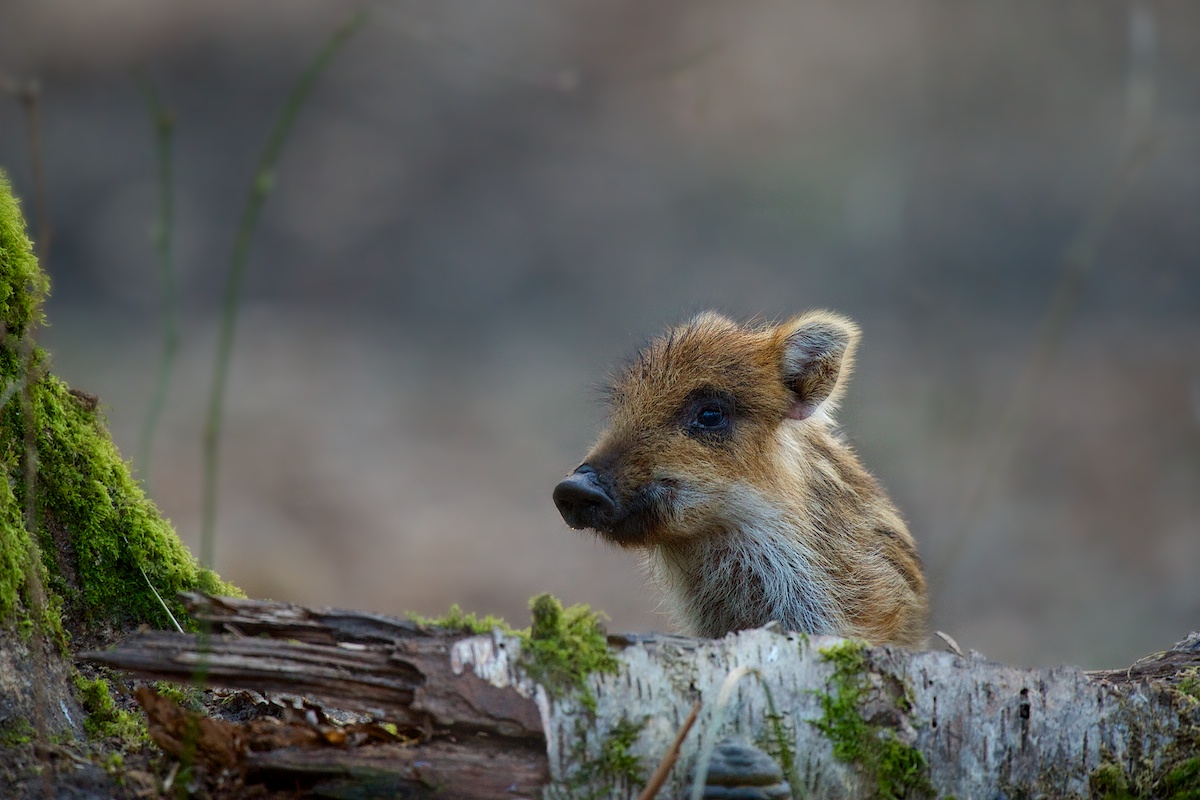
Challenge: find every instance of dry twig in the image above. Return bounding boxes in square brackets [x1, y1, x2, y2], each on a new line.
[638, 700, 702, 800]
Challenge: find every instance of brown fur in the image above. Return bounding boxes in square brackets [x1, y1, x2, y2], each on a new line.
[556, 311, 927, 647]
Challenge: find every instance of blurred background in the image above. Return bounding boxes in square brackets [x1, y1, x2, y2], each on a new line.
[1, 0, 1196, 669]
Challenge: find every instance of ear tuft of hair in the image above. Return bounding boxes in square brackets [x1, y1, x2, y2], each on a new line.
[778, 311, 860, 421]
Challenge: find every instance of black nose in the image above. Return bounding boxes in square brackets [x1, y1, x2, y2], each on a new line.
[553, 465, 616, 531]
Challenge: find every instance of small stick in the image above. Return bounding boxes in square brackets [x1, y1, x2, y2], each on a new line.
[638, 700, 702, 800]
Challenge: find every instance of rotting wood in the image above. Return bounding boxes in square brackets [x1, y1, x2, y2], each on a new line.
[88, 594, 550, 799]
[83, 596, 1200, 799]
[91, 594, 543, 740]
[134, 685, 548, 799]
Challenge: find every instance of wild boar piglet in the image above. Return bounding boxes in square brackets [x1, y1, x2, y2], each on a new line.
[553, 311, 927, 647]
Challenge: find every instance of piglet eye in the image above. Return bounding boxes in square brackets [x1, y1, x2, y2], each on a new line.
[693, 405, 727, 429]
[680, 389, 734, 440]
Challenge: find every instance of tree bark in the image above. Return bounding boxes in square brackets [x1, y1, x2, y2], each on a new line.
[84, 594, 1200, 799]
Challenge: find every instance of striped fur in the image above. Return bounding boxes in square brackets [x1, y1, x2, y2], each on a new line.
[560, 311, 927, 647]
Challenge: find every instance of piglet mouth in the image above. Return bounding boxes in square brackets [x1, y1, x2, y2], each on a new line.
[552, 467, 674, 547]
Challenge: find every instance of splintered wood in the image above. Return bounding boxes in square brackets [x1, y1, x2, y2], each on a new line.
[134, 685, 546, 798]
[85, 595, 1200, 799]
[90, 594, 548, 799]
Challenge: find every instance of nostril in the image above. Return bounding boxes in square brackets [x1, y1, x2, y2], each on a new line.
[553, 475, 612, 514]
[553, 469, 616, 530]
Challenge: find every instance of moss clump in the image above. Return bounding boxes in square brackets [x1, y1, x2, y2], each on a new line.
[0, 170, 237, 636]
[152, 681, 204, 712]
[73, 674, 146, 744]
[1178, 670, 1200, 705]
[550, 715, 648, 800]
[408, 595, 627, 798]
[520, 593, 619, 713]
[0, 172, 47, 344]
[1091, 762, 1137, 800]
[1090, 757, 1200, 800]
[757, 679, 801, 792]
[1161, 758, 1200, 800]
[409, 594, 619, 713]
[575, 715, 647, 796]
[0, 170, 47, 622]
[0, 718, 34, 747]
[587, 715, 646, 785]
[0, 494, 28, 623]
[13, 375, 237, 631]
[814, 640, 933, 800]
[102, 751, 125, 775]
[408, 603, 515, 635]
[1160, 757, 1200, 800]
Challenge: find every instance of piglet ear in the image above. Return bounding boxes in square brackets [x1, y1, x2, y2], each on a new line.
[779, 312, 860, 421]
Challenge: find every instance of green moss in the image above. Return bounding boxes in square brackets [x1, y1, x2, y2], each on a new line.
[0, 498, 28, 621]
[102, 751, 125, 775]
[520, 593, 619, 713]
[0, 173, 47, 340]
[1107, 657, 1200, 799]
[0, 717, 34, 747]
[73, 674, 146, 744]
[756, 678, 801, 795]
[1161, 757, 1200, 800]
[152, 681, 203, 712]
[1178, 670, 1200, 705]
[0, 170, 237, 636]
[408, 603, 515, 635]
[814, 641, 869, 762]
[550, 715, 648, 800]
[23, 376, 238, 630]
[1090, 757, 1200, 800]
[814, 640, 933, 800]
[410, 594, 619, 713]
[582, 715, 646, 785]
[592, 714, 648, 786]
[0, 171, 45, 621]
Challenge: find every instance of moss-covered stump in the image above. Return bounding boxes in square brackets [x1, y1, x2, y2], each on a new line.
[0, 170, 237, 792]
[0, 170, 235, 639]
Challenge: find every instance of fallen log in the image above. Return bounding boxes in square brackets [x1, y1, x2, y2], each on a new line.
[83, 595, 1200, 799]
[130, 685, 547, 800]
